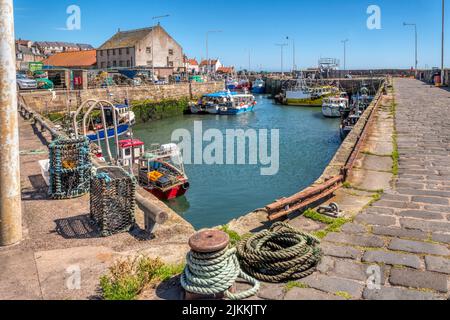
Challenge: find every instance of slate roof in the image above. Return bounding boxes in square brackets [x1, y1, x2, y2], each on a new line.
[98, 27, 153, 50]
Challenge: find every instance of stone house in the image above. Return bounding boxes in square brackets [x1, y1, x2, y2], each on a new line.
[96, 25, 184, 77]
[15, 40, 45, 71]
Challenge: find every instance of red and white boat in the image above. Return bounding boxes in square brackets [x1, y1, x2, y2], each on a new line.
[137, 143, 190, 200]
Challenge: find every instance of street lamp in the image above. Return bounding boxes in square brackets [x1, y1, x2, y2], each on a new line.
[151, 14, 170, 81]
[275, 43, 288, 76]
[206, 30, 222, 75]
[403, 22, 418, 71]
[341, 39, 349, 75]
[442, 0, 445, 83]
[286, 36, 296, 72]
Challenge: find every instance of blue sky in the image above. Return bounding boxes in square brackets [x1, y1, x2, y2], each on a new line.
[13, 0, 447, 70]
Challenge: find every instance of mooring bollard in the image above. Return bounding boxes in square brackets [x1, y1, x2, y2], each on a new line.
[181, 229, 260, 301]
[184, 230, 234, 300]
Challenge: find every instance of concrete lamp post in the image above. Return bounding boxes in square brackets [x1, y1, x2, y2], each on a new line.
[0, 0, 23, 246]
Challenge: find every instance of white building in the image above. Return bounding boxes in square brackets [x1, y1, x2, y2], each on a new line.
[185, 58, 199, 74]
[199, 59, 222, 74]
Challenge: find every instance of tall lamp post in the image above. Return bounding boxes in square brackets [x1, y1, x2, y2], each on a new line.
[442, 0, 445, 84]
[151, 14, 170, 82]
[275, 43, 288, 76]
[206, 30, 222, 75]
[341, 39, 349, 76]
[403, 22, 418, 71]
[288, 37, 296, 72]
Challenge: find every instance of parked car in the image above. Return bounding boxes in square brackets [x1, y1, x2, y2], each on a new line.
[36, 78, 54, 90]
[16, 74, 37, 90]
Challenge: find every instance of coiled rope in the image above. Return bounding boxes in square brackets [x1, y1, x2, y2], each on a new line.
[181, 247, 260, 300]
[237, 222, 322, 283]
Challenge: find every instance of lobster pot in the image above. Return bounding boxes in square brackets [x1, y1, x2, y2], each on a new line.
[90, 167, 136, 237]
[49, 137, 92, 199]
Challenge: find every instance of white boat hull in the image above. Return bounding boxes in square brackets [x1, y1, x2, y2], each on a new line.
[322, 105, 341, 118]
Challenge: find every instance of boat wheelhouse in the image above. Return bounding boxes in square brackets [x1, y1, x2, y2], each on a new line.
[118, 139, 145, 167]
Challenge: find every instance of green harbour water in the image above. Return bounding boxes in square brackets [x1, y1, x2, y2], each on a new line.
[133, 96, 341, 229]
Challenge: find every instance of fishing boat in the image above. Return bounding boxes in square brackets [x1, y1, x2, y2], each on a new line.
[234, 79, 252, 92]
[279, 76, 338, 106]
[218, 92, 256, 115]
[86, 123, 130, 142]
[138, 144, 190, 200]
[85, 104, 135, 142]
[226, 78, 239, 90]
[340, 114, 360, 139]
[322, 93, 349, 118]
[190, 91, 257, 115]
[252, 79, 265, 94]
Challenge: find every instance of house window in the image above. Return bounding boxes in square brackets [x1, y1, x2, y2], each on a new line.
[126, 48, 130, 55]
[168, 49, 174, 55]
[107, 61, 111, 68]
[119, 48, 122, 55]
[146, 47, 151, 54]
[107, 49, 111, 56]
[100, 50, 104, 57]
[113, 49, 116, 55]
[113, 61, 117, 67]
[127, 60, 130, 67]
[119, 61, 124, 67]
[147, 61, 152, 66]
[168, 61, 174, 67]
[101, 62, 106, 69]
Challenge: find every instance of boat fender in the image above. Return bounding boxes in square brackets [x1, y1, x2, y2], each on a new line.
[182, 182, 191, 190]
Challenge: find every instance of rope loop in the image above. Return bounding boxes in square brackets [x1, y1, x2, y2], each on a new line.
[237, 222, 322, 283]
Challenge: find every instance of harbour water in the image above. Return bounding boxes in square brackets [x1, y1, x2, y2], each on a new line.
[133, 96, 342, 229]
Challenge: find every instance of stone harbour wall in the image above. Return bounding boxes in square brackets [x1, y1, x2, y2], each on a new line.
[19, 81, 225, 114]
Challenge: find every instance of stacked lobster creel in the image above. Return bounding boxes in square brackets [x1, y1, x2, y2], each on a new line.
[48, 137, 92, 200]
[90, 166, 137, 237]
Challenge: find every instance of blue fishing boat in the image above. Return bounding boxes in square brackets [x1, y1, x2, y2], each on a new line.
[252, 79, 265, 94]
[86, 123, 130, 142]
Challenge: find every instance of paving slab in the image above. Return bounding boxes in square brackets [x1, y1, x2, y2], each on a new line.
[0, 249, 42, 300]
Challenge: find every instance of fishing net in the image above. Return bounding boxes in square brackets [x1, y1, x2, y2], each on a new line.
[49, 137, 92, 199]
[90, 167, 136, 237]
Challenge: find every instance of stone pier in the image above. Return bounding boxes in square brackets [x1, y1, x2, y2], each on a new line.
[259, 78, 450, 300]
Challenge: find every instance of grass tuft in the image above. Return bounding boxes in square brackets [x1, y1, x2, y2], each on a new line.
[285, 281, 309, 291]
[304, 209, 351, 239]
[219, 225, 242, 246]
[335, 291, 352, 300]
[99, 256, 184, 301]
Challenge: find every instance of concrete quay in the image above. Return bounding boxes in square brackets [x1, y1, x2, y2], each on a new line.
[0, 116, 194, 300]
